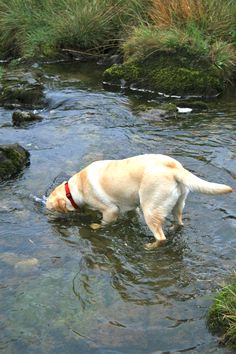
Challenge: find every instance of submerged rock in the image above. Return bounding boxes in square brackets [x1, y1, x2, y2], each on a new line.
[12, 110, 43, 126]
[15, 258, 39, 271]
[0, 252, 20, 265]
[0, 252, 39, 271]
[0, 68, 45, 108]
[0, 143, 30, 181]
[103, 55, 225, 97]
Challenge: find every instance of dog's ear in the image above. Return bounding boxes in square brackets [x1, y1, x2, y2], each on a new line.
[55, 199, 67, 213]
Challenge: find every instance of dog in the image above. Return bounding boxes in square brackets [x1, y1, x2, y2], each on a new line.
[46, 154, 232, 249]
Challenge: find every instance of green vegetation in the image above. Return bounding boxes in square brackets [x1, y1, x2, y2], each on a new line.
[207, 273, 236, 349]
[122, 0, 236, 80]
[0, 0, 147, 59]
[109, 0, 236, 94]
[122, 25, 236, 79]
[0, 0, 235, 93]
[103, 55, 223, 95]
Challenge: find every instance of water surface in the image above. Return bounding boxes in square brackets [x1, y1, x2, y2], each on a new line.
[0, 62, 235, 354]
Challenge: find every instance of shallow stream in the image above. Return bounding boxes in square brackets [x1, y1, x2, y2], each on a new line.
[0, 62, 235, 353]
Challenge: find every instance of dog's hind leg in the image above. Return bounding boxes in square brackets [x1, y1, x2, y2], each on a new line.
[139, 176, 180, 249]
[142, 206, 166, 250]
[170, 188, 188, 231]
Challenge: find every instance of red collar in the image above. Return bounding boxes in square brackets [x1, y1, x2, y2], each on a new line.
[65, 182, 79, 209]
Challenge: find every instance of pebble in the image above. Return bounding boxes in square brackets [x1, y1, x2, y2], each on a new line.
[177, 107, 193, 113]
[90, 223, 102, 230]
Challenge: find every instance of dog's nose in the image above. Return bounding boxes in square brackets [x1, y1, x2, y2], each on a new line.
[45, 198, 52, 209]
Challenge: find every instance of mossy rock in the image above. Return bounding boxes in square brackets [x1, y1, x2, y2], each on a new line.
[12, 110, 43, 127]
[0, 68, 45, 108]
[104, 62, 142, 85]
[0, 144, 30, 181]
[103, 55, 225, 96]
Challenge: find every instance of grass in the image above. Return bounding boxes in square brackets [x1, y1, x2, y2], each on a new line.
[149, 0, 236, 39]
[207, 273, 236, 348]
[123, 0, 236, 81]
[0, 0, 148, 59]
[0, 0, 235, 85]
[123, 25, 210, 61]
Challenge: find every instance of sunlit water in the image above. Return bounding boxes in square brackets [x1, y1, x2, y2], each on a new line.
[0, 62, 235, 354]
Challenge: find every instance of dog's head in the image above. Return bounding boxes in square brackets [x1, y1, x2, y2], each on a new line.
[46, 182, 75, 213]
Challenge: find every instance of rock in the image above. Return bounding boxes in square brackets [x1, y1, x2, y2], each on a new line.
[97, 53, 122, 66]
[0, 143, 30, 181]
[103, 55, 225, 96]
[15, 258, 39, 271]
[177, 100, 209, 111]
[0, 252, 39, 271]
[0, 68, 45, 108]
[0, 252, 20, 265]
[12, 110, 43, 126]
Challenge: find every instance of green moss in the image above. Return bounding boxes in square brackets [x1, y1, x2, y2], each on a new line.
[158, 102, 177, 113]
[103, 63, 142, 85]
[103, 55, 225, 95]
[148, 66, 222, 95]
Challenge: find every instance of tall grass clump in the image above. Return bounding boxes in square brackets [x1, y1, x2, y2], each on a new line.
[0, 0, 148, 59]
[150, 0, 236, 40]
[207, 273, 236, 348]
[123, 0, 236, 79]
[0, 0, 33, 57]
[49, 0, 147, 53]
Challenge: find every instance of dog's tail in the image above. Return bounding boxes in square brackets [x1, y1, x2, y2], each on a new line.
[175, 167, 233, 195]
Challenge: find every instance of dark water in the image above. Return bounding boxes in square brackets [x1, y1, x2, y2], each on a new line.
[0, 62, 235, 354]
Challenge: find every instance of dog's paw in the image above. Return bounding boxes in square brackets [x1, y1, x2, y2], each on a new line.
[90, 223, 102, 230]
[169, 223, 184, 232]
[144, 241, 162, 250]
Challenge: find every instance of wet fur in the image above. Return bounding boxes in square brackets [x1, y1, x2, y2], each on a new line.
[46, 154, 232, 249]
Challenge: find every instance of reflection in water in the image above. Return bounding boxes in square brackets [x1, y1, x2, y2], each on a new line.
[50, 211, 191, 307]
[0, 62, 235, 354]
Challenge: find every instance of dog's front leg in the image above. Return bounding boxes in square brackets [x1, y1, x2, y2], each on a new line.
[144, 229, 166, 250]
[101, 206, 119, 225]
[90, 206, 119, 230]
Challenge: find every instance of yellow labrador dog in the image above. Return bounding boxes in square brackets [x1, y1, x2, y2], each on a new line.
[46, 154, 232, 249]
